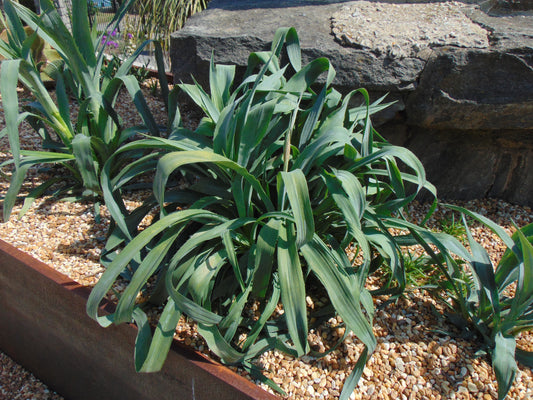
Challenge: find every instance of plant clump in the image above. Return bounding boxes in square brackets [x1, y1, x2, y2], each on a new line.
[0, 0, 168, 221]
[0, 1, 531, 398]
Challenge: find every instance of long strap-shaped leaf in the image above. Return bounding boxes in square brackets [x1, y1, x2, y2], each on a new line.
[242, 274, 281, 351]
[301, 236, 376, 349]
[497, 223, 533, 292]
[133, 298, 182, 372]
[279, 170, 314, 247]
[492, 332, 517, 400]
[301, 236, 376, 397]
[209, 55, 236, 112]
[251, 219, 280, 297]
[13, 0, 98, 99]
[323, 170, 373, 281]
[349, 145, 427, 194]
[277, 221, 309, 356]
[339, 346, 370, 400]
[283, 57, 333, 94]
[237, 98, 277, 168]
[1, 59, 22, 170]
[510, 226, 533, 319]
[87, 209, 227, 326]
[463, 215, 501, 325]
[516, 348, 533, 368]
[2, 165, 29, 222]
[114, 228, 182, 324]
[154, 150, 274, 212]
[71, 134, 100, 194]
[271, 27, 301, 71]
[180, 78, 220, 123]
[2, 0, 26, 49]
[71, 0, 95, 68]
[444, 204, 515, 250]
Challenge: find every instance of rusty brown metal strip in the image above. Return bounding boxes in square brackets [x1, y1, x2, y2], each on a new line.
[0, 239, 277, 400]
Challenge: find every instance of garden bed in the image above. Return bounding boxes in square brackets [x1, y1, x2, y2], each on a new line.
[1, 86, 533, 400]
[0, 237, 276, 400]
[2, 194, 533, 400]
[0, 50, 533, 399]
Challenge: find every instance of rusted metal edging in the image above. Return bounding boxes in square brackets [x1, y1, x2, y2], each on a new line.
[0, 239, 277, 400]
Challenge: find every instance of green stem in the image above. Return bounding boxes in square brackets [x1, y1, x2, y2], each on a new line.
[283, 94, 302, 172]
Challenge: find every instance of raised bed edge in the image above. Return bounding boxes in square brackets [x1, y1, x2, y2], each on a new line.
[0, 238, 277, 400]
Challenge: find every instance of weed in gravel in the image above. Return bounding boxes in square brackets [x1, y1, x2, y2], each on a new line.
[438, 214, 467, 243]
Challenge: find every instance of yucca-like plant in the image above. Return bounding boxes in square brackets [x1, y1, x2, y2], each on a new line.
[0, 0, 168, 220]
[400, 207, 533, 400]
[87, 28, 438, 398]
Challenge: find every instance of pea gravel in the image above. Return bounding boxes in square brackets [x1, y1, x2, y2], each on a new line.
[1, 86, 532, 400]
[0, 351, 63, 400]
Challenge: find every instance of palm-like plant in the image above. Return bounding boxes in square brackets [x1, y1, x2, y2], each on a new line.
[0, 0, 168, 220]
[87, 28, 438, 398]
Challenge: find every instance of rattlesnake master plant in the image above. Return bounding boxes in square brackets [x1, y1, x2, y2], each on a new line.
[0, 0, 168, 221]
[403, 207, 533, 400]
[87, 28, 438, 398]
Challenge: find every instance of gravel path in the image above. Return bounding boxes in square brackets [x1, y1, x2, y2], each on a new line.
[1, 87, 532, 400]
[0, 351, 63, 400]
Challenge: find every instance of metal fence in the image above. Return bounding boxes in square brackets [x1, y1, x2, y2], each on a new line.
[89, 0, 125, 33]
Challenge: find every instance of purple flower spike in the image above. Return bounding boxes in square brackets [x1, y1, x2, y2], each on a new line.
[127, 33, 133, 39]
[111, 29, 117, 37]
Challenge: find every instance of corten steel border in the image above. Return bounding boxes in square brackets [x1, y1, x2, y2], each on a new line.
[0, 239, 277, 400]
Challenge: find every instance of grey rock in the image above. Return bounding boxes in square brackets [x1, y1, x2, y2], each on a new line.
[331, 2, 490, 58]
[170, 0, 533, 205]
[383, 125, 533, 205]
[171, 0, 533, 129]
[170, 1, 427, 92]
[405, 48, 533, 130]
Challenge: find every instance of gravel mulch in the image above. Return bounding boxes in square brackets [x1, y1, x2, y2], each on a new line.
[1, 85, 532, 400]
[0, 351, 63, 400]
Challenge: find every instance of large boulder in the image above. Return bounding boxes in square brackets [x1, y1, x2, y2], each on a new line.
[170, 0, 533, 205]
